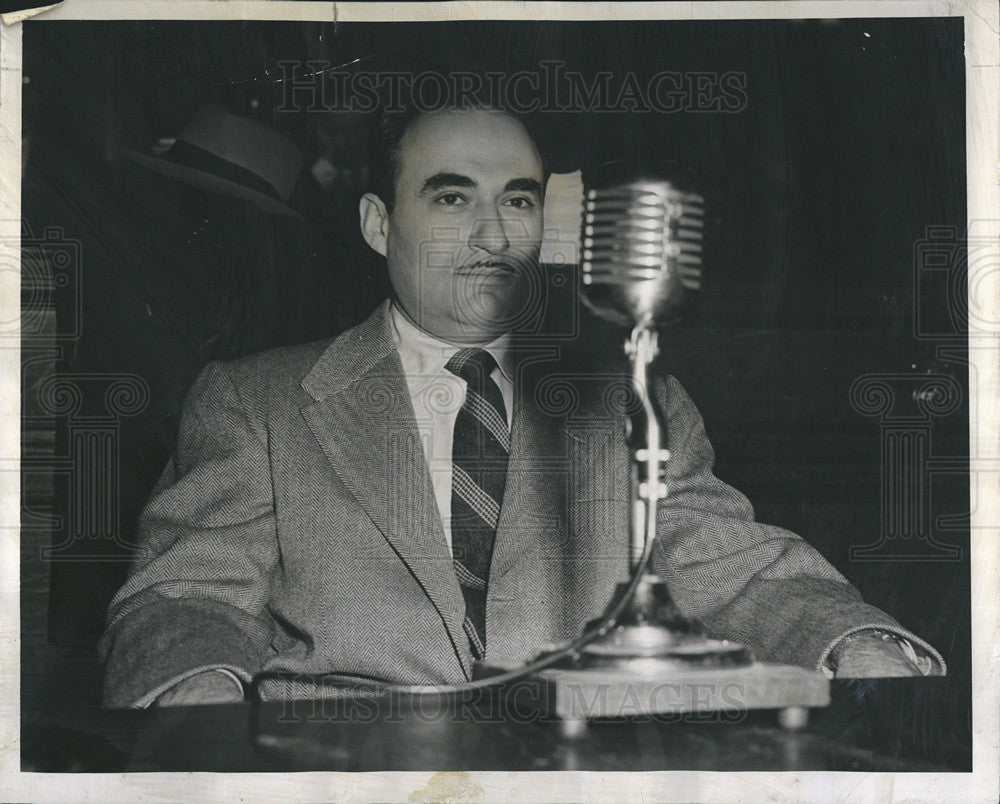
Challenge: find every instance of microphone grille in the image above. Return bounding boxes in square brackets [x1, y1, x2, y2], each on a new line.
[581, 179, 705, 326]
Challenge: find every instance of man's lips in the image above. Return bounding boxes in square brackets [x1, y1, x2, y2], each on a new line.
[457, 260, 518, 275]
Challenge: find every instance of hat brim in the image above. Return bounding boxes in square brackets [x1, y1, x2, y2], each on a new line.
[123, 149, 304, 219]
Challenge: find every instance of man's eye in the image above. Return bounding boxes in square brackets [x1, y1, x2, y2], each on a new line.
[435, 193, 467, 206]
[503, 196, 536, 210]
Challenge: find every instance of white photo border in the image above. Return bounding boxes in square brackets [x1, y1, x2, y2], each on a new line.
[1, 2, 997, 801]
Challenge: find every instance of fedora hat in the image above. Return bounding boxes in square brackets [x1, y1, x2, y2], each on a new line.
[125, 107, 305, 218]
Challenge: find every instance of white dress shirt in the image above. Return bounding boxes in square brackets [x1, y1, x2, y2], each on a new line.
[389, 301, 514, 555]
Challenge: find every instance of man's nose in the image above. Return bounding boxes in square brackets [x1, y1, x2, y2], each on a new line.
[468, 207, 510, 255]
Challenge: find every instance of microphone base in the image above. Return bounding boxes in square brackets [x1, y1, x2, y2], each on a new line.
[473, 658, 829, 729]
[555, 573, 754, 670]
[475, 574, 829, 726]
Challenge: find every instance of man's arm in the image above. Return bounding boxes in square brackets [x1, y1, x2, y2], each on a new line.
[99, 361, 279, 708]
[153, 668, 246, 707]
[650, 374, 944, 675]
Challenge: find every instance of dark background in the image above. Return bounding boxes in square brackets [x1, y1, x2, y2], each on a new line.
[20, 18, 970, 762]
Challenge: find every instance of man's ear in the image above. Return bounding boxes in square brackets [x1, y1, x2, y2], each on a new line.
[359, 192, 389, 257]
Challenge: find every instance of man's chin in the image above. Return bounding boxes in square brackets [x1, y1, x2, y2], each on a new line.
[448, 282, 529, 334]
[437, 307, 522, 344]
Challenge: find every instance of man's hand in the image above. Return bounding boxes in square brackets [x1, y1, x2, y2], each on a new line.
[155, 670, 245, 707]
[829, 634, 925, 678]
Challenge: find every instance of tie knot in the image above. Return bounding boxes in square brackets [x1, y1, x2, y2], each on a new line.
[446, 348, 498, 386]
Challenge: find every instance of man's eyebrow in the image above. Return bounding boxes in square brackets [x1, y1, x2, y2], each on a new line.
[417, 174, 544, 196]
[418, 173, 477, 194]
[504, 178, 543, 195]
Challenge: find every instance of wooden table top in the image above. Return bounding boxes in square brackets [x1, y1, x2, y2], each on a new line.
[22, 677, 968, 773]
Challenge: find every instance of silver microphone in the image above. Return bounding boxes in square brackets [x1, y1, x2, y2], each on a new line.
[580, 176, 704, 328]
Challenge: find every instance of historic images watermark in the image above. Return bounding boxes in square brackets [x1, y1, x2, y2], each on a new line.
[261, 675, 752, 726]
[276, 61, 749, 115]
[15, 221, 151, 561]
[847, 222, 998, 562]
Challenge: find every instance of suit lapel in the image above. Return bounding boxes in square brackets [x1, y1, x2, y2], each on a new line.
[490, 353, 571, 579]
[491, 354, 632, 581]
[299, 302, 473, 678]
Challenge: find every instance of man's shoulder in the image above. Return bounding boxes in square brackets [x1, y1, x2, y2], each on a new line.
[216, 303, 389, 388]
[187, 339, 334, 421]
[197, 303, 391, 412]
[221, 337, 335, 381]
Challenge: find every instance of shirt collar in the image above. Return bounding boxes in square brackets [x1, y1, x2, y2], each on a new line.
[389, 301, 514, 385]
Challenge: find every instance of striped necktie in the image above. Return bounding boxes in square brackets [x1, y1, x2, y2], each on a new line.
[445, 347, 510, 660]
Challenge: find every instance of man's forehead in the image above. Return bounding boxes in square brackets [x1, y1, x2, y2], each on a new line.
[398, 110, 543, 184]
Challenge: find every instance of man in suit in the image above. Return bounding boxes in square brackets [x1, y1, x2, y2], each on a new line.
[100, 105, 943, 708]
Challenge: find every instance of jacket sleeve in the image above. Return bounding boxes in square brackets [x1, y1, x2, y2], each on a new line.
[99, 361, 279, 708]
[650, 374, 944, 671]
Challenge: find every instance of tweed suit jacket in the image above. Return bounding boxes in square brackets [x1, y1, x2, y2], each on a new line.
[100, 300, 937, 707]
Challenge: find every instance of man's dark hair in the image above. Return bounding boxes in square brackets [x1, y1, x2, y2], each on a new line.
[365, 105, 424, 213]
[366, 102, 550, 212]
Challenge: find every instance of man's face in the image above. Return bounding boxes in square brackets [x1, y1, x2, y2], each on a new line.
[374, 109, 545, 344]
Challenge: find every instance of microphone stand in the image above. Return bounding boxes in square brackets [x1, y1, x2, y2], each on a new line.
[627, 325, 668, 572]
[557, 323, 753, 670]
